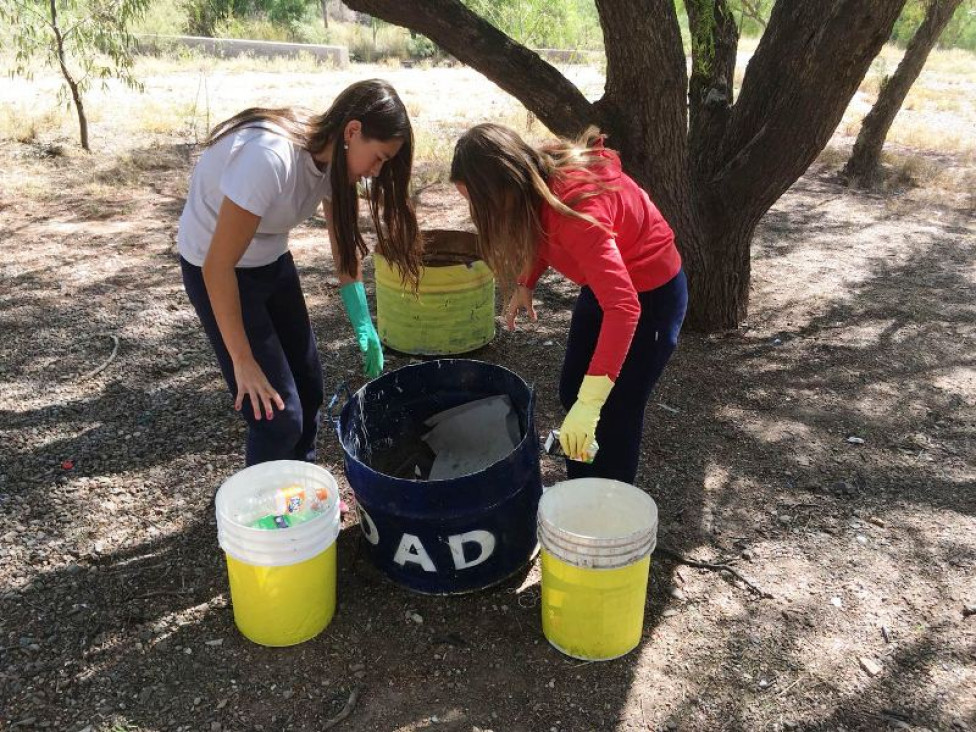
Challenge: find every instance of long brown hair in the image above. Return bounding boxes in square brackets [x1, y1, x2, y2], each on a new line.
[449, 123, 614, 290]
[206, 79, 421, 285]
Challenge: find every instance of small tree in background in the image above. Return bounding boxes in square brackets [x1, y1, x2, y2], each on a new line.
[843, 0, 967, 186]
[728, 0, 774, 34]
[0, 0, 148, 151]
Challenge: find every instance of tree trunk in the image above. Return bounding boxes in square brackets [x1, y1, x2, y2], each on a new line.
[685, 227, 753, 329]
[344, 0, 907, 331]
[49, 0, 89, 151]
[843, 0, 963, 187]
[70, 83, 90, 152]
[322, 0, 329, 29]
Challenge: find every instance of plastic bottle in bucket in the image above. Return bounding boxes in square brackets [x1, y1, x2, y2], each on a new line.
[215, 461, 341, 647]
[247, 484, 331, 530]
[537, 478, 658, 661]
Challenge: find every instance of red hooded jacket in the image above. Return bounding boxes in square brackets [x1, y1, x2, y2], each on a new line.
[520, 146, 681, 379]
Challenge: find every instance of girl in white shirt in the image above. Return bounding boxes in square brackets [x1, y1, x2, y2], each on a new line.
[178, 78, 421, 465]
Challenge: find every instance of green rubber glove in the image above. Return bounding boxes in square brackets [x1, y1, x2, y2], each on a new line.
[339, 281, 384, 378]
[559, 374, 614, 462]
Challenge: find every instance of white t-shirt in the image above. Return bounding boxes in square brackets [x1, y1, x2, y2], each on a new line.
[177, 125, 332, 268]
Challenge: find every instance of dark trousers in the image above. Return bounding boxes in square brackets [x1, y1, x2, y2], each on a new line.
[559, 270, 688, 485]
[181, 253, 324, 466]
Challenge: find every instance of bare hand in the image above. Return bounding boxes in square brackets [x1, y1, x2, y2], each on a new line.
[232, 356, 285, 420]
[505, 285, 537, 331]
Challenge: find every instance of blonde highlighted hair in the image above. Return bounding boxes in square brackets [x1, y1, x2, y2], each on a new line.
[449, 123, 615, 289]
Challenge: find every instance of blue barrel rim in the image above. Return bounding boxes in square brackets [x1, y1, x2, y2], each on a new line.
[336, 358, 536, 486]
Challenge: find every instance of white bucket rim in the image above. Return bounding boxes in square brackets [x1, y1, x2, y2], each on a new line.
[537, 478, 658, 542]
[538, 521, 657, 555]
[539, 530, 656, 569]
[537, 513, 655, 549]
[537, 478, 658, 569]
[215, 460, 341, 567]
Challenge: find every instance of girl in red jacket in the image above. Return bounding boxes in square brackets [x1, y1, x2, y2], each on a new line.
[451, 123, 687, 484]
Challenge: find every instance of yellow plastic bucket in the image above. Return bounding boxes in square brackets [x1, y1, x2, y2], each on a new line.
[215, 461, 340, 647]
[538, 478, 658, 660]
[374, 230, 495, 356]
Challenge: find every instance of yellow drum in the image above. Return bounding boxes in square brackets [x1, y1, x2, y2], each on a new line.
[375, 229, 495, 356]
[538, 479, 658, 660]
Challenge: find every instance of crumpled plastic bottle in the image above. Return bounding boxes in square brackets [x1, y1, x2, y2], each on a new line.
[544, 429, 599, 464]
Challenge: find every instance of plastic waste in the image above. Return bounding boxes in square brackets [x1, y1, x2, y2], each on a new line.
[544, 429, 598, 464]
[246, 483, 331, 530]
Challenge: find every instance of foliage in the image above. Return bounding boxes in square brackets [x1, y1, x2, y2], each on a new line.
[461, 0, 602, 50]
[891, 0, 976, 50]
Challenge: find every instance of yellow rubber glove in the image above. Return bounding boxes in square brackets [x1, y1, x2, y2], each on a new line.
[559, 374, 614, 462]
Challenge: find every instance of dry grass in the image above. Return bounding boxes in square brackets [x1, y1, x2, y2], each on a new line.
[0, 99, 68, 144]
[128, 48, 341, 76]
[815, 145, 851, 170]
[2, 162, 58, 201]
[885, 151, 976, 209]
[326, 20, 412, 62]
[0, 43, 972, 202]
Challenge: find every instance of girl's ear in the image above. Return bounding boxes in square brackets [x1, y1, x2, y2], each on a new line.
[344, 119, 362, 144]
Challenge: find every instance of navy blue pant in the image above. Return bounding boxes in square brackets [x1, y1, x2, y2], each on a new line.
[181, 253, 324, 466]
[559, 270, 688, 485]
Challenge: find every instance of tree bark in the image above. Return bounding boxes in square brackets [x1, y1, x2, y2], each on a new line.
[345, 0, 907, 331]
[686, 0, 738, 183]
[719, 1, 907, 216]
[843, 0, 963, 186]
[592, 1, 689, 215]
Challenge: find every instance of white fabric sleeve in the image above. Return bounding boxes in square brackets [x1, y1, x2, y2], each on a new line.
[219, 142, 286, 218]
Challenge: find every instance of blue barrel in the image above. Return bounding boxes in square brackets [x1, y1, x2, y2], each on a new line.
[335, 359, 542, 594]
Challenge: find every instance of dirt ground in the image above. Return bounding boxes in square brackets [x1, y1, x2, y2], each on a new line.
[1, 61, 975, 732]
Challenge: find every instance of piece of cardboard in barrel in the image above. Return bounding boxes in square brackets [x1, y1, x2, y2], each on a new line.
[423, 395, 520, 481]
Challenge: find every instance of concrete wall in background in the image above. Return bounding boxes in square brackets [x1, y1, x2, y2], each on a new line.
[134, 35, 350, 68]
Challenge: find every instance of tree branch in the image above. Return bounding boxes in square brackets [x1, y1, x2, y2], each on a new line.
[686, 0, 739, 180]
[739, 0, 767, 30]
[721, 0, 907, 214]
[656, 545, 773, 599]
[342, 0, 595, 138]
[592, 0, 690, 217]
[323, 687, 362, 729]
